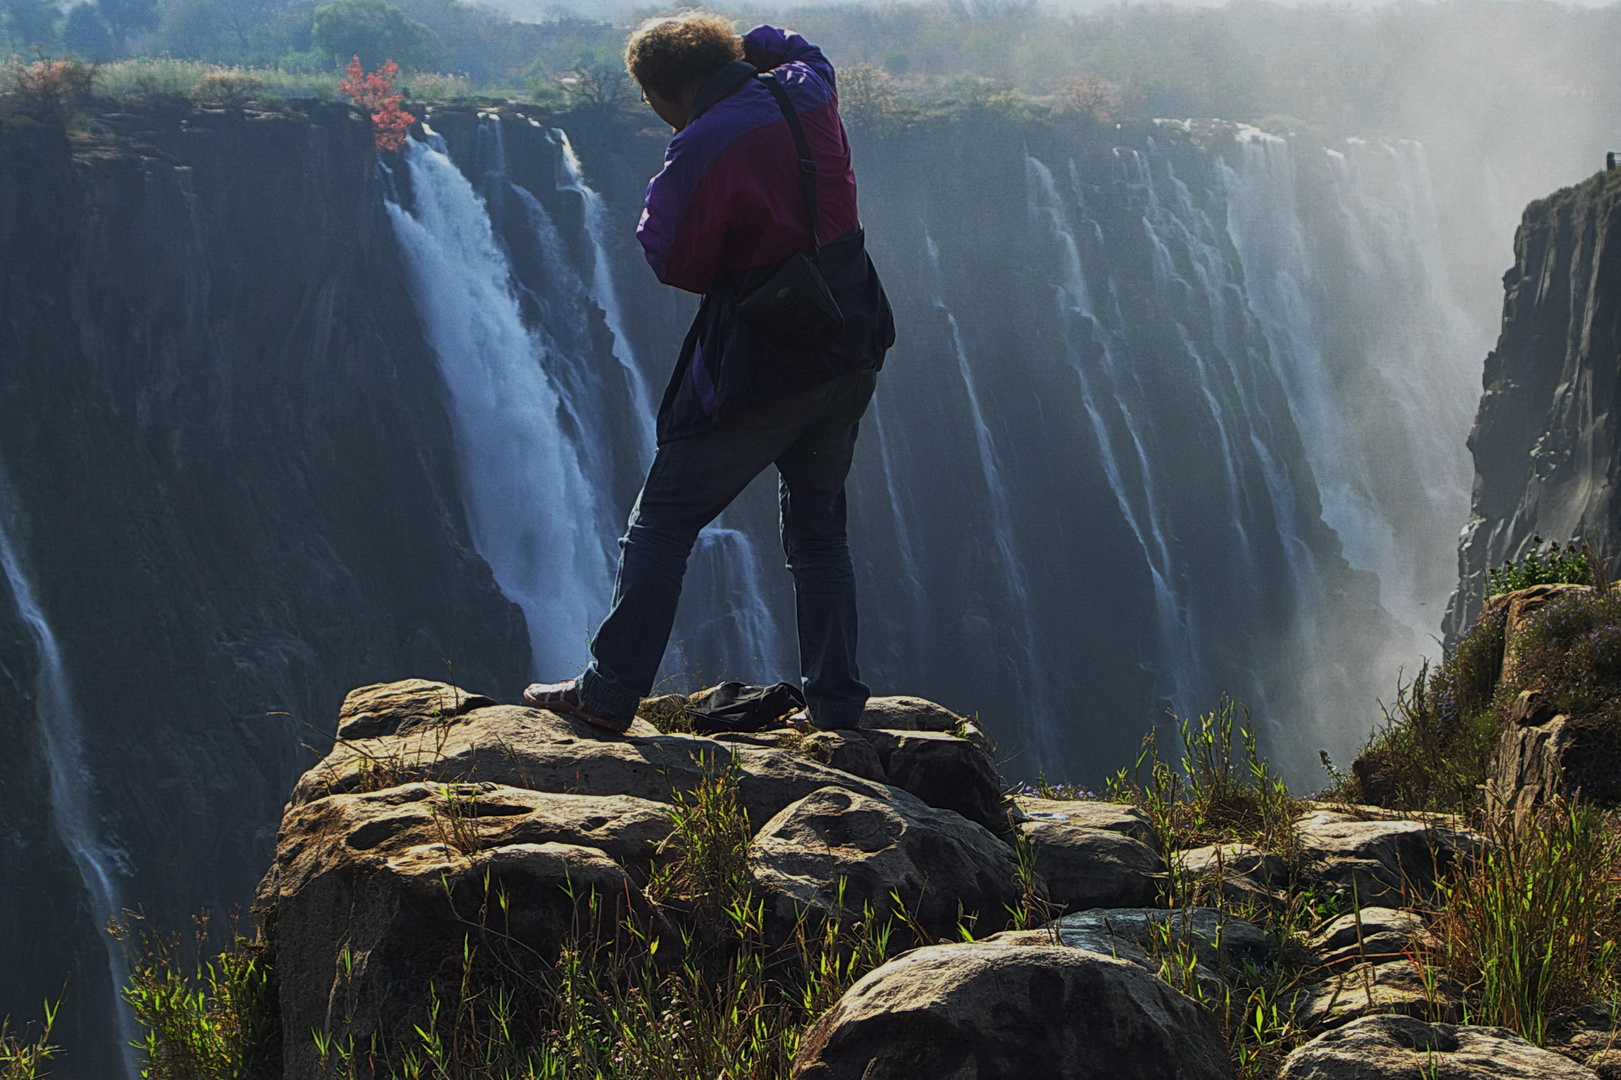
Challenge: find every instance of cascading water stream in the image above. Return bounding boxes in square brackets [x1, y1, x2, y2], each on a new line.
[1026, 152, 1204, 723]
[923, 230, 1053, 759]
[550, 126, 656, 460]
[0, 474, 138, 1080]
[1220, 128, 1481, 642]
[386, 133, 611, 678]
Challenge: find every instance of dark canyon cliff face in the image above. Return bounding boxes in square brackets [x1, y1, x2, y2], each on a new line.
[0, 104, 529, 1075]
[1448, 169, 1621, 637]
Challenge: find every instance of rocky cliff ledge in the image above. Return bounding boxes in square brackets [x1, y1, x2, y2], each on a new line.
[1448, 168, 1621, 638]
[242, 679, 1610, 1080]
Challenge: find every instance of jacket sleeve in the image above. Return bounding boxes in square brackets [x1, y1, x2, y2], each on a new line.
[742, 24, 835, 89]
[637, 136, 727, 294]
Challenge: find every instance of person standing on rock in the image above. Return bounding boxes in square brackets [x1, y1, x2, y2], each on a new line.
[523, 13, 895, 734]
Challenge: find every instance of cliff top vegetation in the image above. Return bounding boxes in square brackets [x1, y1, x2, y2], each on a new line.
[6, 0, 1621, 141]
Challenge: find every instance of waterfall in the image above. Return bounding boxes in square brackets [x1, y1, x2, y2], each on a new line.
[0, 475, 138, 1080]
[1026, 152, 1205, 723]
[550, 126, 656, 460]
[392, 126, 792, 691]
[1220, 127, 1482, 644]
[386, 133, 611, 678]
[923, 230, 1053, 759]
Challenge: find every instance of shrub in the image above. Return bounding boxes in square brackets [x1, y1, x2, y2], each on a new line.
[1432, 799, 1621, 1044]
[839, 62, 900, 127]
[113, 911, 279, 1080]
[1107, 697, 1302, 871]
[1339, 604, 1507, 812]
[0, 55, 96, 124]
[190, 70, 262, 105]
[1053, 72, 1126, 121]
[1500, 584, 1621, 717]
[338, 55, 413, 151]
[0, 1003, 59, 1080]
[1487, 537, 1592, 596]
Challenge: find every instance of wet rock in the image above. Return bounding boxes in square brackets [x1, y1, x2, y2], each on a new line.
[1017, 819, 1162, 911]
[857, 695, 963, 732]
[1278, 1015, 1597, 1079]
[1292, 960, 1463, 1031]
[1012, 798, 1158, 848]
[749, 786, 1024, 941]
[293, 700, 893, 831]
[858, 728, 1006, 832]
[790, 941, 1234, 1080]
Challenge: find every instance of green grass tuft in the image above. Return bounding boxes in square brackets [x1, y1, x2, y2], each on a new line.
[1432, 799, 1621, 1045]
[0, 1002, 59, 1080]
[1107, 697, 1302, 866]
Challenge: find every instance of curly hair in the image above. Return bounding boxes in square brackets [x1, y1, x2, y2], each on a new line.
[624, 12, 744, 102]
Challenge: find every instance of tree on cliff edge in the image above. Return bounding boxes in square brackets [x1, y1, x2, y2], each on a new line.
[313, 0, 433, 71]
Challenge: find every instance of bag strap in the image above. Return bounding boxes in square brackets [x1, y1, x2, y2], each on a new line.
[759, 71, 820, 259]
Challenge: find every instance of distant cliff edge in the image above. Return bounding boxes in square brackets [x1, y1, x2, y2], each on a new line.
[1448, 169, 1621, 638]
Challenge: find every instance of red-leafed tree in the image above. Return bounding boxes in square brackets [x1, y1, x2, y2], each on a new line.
[339, 56, 414, 152]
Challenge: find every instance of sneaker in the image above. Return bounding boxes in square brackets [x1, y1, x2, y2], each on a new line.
[522, 680, 633, 734]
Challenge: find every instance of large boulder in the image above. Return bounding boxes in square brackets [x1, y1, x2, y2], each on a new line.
[294, 697, 894, 830]
[749, 786, 1025, 940]
[858, 727, 1006, 832]
[1017, 819, 1163, 911]
[334, 679, 498, 740]
[790, 941, 1234, 1080]
[1295, 810, 1478, 905]
[267, 783, 650, 1079]
[1278, 1015, 1598, 1079]
[1305, 908, 1429, 971]
[1292, 961, 1463, 1031]
[1040, 907, 1270, 973]
[801, 730, 888, 783]
[858, 695, 963, 732]
[1174, 842, 1286, 909]
[265, 782, 675, 891]
[1014, 798, 1159, 848]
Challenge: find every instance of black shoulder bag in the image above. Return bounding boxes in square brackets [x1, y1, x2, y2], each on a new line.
[734, 72, 846, 349]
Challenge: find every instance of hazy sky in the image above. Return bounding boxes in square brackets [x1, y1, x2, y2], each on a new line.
[485, 0, 1621, 21]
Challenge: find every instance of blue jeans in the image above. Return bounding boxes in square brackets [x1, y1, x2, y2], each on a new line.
[576, 370, 877, 728]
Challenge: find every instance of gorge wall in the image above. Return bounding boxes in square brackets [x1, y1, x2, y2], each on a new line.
[0, 104, 531, 1077]
[1448, 168, 1621, 637]
[1, 98, 1491, 1074]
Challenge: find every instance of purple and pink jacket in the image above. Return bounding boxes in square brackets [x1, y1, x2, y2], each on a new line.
[637, 25, 895, 444]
